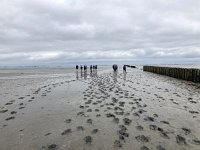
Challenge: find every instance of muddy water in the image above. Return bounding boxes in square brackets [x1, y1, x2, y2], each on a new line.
[0, 67, 200, 150]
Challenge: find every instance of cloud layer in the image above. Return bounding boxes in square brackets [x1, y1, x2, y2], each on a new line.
[0, 0, 200, 65]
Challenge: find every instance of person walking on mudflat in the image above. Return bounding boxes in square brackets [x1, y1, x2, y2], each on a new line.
[123, 65, 126, 73]
[113, 64, 118, 72]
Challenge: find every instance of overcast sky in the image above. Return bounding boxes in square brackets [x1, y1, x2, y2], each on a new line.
[0, 0, 200, 65]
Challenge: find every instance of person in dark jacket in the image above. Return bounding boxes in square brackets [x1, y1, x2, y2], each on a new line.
[84, 65, 87, 71]
[90, 65, 93, 73]
[123, 65, 126, 73]
[80, 65, 83, 71]
[113, 64, 118, 72]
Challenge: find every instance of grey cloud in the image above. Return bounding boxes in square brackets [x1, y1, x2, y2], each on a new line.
[0, 0, 200, 65]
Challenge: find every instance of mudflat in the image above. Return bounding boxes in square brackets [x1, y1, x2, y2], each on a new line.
[0, 67, 200, 150]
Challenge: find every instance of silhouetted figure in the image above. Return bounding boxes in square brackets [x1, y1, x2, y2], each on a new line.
[90, 65, 93, 73]
[76, 70, 79, 80]
[80, 65, 83, 71]
[84, 65, 87, 71]
[113, 71, 117, 83]
[93, 65, 97, 70]
[113, 64, 118, 72]
[123, 65, 126, 73]
[84, 70, 87, 80]
[123, 71, 126, 81]
[76, 65, 79, 70]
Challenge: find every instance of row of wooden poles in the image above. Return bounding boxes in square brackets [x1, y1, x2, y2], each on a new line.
[143, 66, 200, 83]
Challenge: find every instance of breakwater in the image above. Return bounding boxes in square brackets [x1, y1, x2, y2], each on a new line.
[143, 66, 200, 83]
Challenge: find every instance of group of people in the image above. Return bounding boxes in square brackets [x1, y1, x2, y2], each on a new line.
[76, 65, 98, 72]
[112, 64, 127, 73]
[76, 64, 127, 73]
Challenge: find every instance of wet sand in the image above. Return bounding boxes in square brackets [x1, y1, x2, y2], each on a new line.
[0, 67, 200, 150]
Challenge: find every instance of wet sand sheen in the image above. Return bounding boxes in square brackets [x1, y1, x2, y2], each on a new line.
[0, 67, 200, 150]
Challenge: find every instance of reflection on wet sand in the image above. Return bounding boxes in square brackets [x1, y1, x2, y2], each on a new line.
[81, 71, 83, 78]
[113, 71, 118, 83]
[77, 69, 98, 80]
[76, 71, 79, 80]
[123, 71, 126, 81]
[84, 70, 87, 80]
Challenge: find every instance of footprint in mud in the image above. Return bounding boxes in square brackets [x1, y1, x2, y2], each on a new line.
[44, 144, 58, 150]
[192, 139, 200, 145]
[160, 121, 170, 125]
[95, 109, 99, 112]
[135, 135, 150, 143]
[176, 135, 187, 145]
[114, 140, 122, 148]
[123, 118, 132, 125]
[136, 125, 143, 131]
[118, 125, 129, 137]
[87, 119, 93, 124]
[107, 107, 112, 110]
[77, 111, 85, 116]
[44, 133, 51, 136]
[157, 127, 164, 132]
[65, 119, 72, 123]
[5, 116, 15, 121]
[119, 133, 126, 141]
[87, 109, 92, 112]
[61, 129, 72, 135]
[160, 132, 170, 139]
[5, 102, 13, 105]
[144, 116, 154, 122]
[133, 112, 140, 117]
[129, 102, 134, 105]
[106, 113, 115, 118]
[189, 110, 199, 114]
[77, 126, 85, 131]
[10, 111, 17, 114]
[143, 104, 147, 107]
[19, 107, 25, 109]
[19, 103, 24, 106]
[92, 129, 98, 134]
[153, 114, 158, 117]
[189, 100, 197, 104]
[84, 136, 93, 144]
[119, 101, 125, 107]
[113, 117, 119, 124]
[138, 109, 146, 114]
[149, 125, 158, 131]
[92, 102, 98, 105]
[3, 124, 8, 127]
[79, 105, 84, 109]
[157, 145, 166, 150]
[0, 109, 8, 113]
[173, 102, 179, 105]
[85, 100, 92, 105]
[96, 114, 101, 117]
[182, 128, 191, 135]
[140, 146, 150, 150]
[112, 97, 118, 103]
